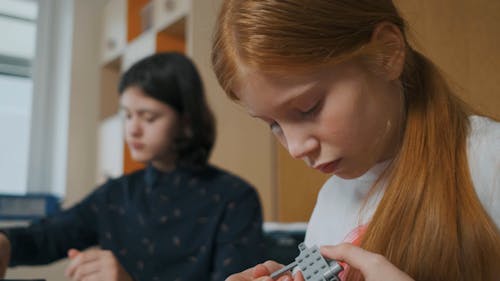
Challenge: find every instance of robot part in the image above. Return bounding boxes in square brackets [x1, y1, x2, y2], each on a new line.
[270, 243, 343, 281]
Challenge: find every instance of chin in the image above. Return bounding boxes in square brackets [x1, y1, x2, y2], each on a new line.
[130, 153, 152, 163]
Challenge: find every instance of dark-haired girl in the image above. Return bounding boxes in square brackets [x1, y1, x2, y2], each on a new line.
[0, 52, 265, 281]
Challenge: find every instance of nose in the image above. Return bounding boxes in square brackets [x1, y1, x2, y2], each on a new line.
[282, 125, 319, 159]
[126, 117, 142, 137]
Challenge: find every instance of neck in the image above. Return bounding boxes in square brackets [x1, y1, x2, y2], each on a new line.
[151, 160, 176, 172]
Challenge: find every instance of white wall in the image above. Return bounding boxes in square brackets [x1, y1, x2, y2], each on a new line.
[191, 0, 277, 220]
[5, 0, 104, 279]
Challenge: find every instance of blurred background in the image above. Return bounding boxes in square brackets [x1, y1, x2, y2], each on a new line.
[0, 0, 498, 279]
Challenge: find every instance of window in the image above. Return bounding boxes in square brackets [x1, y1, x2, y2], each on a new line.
[0, 0, 38, 194]
[0, 0, 104, 202]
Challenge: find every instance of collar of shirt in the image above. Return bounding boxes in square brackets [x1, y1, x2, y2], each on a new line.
[144, 164, 179, 189]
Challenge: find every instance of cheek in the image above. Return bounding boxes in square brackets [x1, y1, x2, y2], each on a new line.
[318, 97, 362, 143]
[148, 122, 179, 146]
[316, 107, 379, 160]
[321, 103, 392, 161]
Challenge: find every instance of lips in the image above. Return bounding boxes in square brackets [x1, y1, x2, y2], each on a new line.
[129, 142, 145, 150]
[314, 158, 342, 174]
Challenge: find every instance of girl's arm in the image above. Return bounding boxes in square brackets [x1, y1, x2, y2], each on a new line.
[0, 187, 104, 266]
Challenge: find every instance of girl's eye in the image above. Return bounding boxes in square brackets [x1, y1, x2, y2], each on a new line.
[270, 122, 282, 135]
[300, 99, 322, 118]
[144, 115, 157, 123]
[119, 109, 132, 120]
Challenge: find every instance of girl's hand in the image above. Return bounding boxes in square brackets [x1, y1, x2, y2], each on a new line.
[316, 243, 414, 281]
[65, 248, 133, 281]
[226, 260, 292, 281]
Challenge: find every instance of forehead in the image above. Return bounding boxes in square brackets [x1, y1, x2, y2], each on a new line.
[233, 69, 325, 116]
[120, 87, 163, 109]
[119, 86, 180, 118]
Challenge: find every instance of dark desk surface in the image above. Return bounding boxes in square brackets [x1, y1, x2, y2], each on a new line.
[1, 279, 46, 281]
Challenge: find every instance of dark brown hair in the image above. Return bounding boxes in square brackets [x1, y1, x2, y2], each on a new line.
[119, 52, 215, 168]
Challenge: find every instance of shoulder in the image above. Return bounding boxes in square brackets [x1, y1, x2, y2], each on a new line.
[194, 165, 259, 200]
[467, 115, 500, 224]
[104, 169, 145, 187]
[94, 169, 147, 196]
[467, 115, 500, 181]
[198, 165, 255, 189]
[468, 115, 500, 149]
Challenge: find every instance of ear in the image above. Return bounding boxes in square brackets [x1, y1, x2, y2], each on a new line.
[370, 22, 406, 81]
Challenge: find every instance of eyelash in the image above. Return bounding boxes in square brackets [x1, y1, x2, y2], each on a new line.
[269, 122, 282, 135]
[266, 97, 323, 137]
[301, 99, 322, 118]
[145, 116, 156, 122]
[122, 112, 157, 123]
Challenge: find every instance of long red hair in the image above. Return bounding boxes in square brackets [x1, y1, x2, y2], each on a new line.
[211, 1, 500, 280]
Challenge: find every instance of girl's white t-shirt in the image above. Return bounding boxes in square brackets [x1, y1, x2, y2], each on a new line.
[304, 115, 500, 247]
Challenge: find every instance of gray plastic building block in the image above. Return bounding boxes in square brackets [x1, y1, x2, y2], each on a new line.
[270, 243, 343, 281]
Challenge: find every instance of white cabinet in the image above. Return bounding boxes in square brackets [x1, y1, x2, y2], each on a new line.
[100, 0, 127, 64]
[153, 0, 190, 32]
[100, 0, 190, 69]
[121, 30, 156, 72]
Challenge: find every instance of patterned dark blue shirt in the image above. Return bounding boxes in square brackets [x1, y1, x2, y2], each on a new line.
[3, 164, 265, 281]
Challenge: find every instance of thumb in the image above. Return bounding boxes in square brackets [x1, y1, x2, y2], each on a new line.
[252, 263, 272, 278]
[252, 260, 285, 278]
[67, 248, 80, 259]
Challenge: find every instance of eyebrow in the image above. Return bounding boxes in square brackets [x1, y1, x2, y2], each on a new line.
[247, 80, 323, 121]
[120, 106, 160, 115]
[281, 79, 324, 108]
